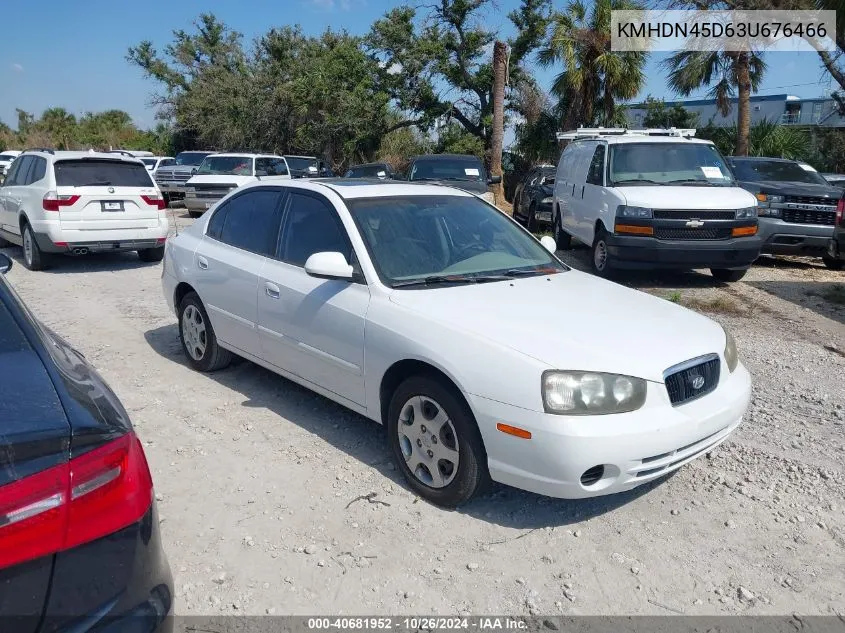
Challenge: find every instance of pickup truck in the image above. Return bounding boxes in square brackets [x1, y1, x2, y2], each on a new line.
[154, 150, 215, 204]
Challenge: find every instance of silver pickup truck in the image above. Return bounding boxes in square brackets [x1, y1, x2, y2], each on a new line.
[154, 151, 215, 204]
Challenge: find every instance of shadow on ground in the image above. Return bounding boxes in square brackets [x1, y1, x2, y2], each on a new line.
[144, 322, 669, 529]
[0, 245, 154, 274]
[748, 279, 845, 326]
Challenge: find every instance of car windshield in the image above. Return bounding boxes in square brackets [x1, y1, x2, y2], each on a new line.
[609, 142, 735, 186]
[409, 158, 485, 183]
[0, 154, 18, 161]
[347, 195, 566, 287]
[196, 156, 253, 176]
[54, 159, 154, 187]
[142, 158, 158, 167]
[175, 152, 212, 166]
[285, 157, 318, 171]
[347, 165, 388, 178]
[731, 159, 829, 185]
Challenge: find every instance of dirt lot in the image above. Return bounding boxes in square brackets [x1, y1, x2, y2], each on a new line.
[2, 211, 844, 617]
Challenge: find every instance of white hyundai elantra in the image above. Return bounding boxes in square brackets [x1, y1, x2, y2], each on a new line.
[161, 179, 751, 507]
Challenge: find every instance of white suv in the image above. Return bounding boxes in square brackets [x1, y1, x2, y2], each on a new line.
[0, 149, 169, 270]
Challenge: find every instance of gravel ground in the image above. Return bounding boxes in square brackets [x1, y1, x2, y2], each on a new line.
[2, 211, 843, 617]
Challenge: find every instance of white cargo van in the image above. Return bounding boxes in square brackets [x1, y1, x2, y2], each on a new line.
[552, 128, 762, 282]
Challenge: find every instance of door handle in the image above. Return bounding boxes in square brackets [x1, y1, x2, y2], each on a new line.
[197, 256, 208, 270]
[265, 282, 280, 299]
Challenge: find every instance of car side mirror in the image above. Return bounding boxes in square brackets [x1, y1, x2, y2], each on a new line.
[540, 236, 557, 254]
[304, 252, 354, 281]
[0, 252, 12, 274]
[488, 175, 502, 185]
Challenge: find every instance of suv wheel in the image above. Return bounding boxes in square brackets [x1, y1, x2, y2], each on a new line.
[138, 246, 165, 263]
[822, 256, 844, 271]
[591, 227, 614, 277]
[553, 211, 572, 250]
[711, 268, 747, 282]
[21, 224, 51, 271]
[178, 292, 232, 372]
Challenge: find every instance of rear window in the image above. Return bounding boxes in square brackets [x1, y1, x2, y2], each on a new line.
[54, 160, 154, 187]
[409, 158, 485, 182]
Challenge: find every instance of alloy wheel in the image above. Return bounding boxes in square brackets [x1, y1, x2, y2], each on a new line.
[181, 305, 207, 361]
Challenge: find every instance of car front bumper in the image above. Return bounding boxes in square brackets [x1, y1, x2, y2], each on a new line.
[758, 217, 835, 255]
[606, 234, 762, 270]
[471, 362, 751, 499]
[184, 195, 222, 213]
[155, 182, 189, 196]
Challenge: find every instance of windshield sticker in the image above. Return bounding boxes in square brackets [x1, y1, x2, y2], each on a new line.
[799, 163, 817, 172]
[464, 168, 480, 176]
[701, 166, 726, 179]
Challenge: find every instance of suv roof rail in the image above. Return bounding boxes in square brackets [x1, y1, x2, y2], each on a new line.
[22, 147, 56, 154]
[556, 127, 697, 140]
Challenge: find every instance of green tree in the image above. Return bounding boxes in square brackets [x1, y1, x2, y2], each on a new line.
[641, 96, 700, 129]
[538, 0, 646, 130]
[39, 107, 78, 149]
[697, 119, 810, 159]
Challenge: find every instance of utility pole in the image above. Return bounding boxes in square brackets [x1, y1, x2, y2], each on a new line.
[490, 41, 507, 208]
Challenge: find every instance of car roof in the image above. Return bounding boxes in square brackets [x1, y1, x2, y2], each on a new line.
[23, 150, 145, 163]
[239, 178, 475, 200]
[410, 154, 483, 161]
[203, 153, 283, 159]
[284, 154, 318, 159]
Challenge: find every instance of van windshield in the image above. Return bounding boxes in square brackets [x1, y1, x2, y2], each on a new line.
[608, 142, 735, 186]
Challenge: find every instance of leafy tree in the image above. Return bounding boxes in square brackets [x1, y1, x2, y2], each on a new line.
[641, 96, 700, 128]
[38, 108, 77, 150]
[697, 119, 810, 159]
[538, 0, 646, 130]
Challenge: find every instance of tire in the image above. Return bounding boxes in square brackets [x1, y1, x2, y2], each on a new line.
[188, 210, 202, 219]
[138, 246, 165, 263]
[710, 268, 748, 282]
[21, 223, 52, 271]
[387, 375, 490, 508]
[162, 193, 171, 208]
[590, 226, 614, 277]
[553, 211, 572, 250]
[526, 203, 537, 233]
[178, 292, 233, 372]
[822, 256, 844, 271]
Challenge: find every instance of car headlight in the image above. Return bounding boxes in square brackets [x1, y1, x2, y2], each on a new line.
[723, 327, 738, 373]
[758, 207, 781, 217]
[755, 193, 783, 207]
[541, 197, 554, 205]
[617, 205, 653, 219]
[735, 207, 757, 219]
[542, 371, 647, 415]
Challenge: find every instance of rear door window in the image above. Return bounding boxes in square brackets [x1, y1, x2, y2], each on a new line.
[29, 157, 47, 183]
[54, 160, 154, 187]
[217, 189, 285, 256]
[7, 156, 32, 186]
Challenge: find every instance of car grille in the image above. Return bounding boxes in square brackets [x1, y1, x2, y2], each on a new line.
[632, 426, 731, 479]
[664, 354, 720, 406]
[192, 183, 237, 198]
[654, 227, 732, 240]
[780, 209, 836, 225]
[784, 195, 836, 207]
[155, 171, 192, 183]
[653, 209, 736, 220]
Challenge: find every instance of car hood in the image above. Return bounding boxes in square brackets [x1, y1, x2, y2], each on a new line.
[388, 271, 725, 383]
[186, 174, 255, 186]
[617, 186, 758, 209]
[738, 180, 842, 198]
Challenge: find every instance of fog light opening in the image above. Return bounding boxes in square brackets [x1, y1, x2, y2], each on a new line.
[579, 464, 621, 490]
[580, 465, 605, 487]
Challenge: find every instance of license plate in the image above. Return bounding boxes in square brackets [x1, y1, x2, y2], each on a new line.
[102, 201, 124, 212]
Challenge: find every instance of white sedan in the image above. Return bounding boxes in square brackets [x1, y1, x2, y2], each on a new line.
[161, 180, 752, 507]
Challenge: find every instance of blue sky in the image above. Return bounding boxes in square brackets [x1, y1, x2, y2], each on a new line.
[1, 0, 837, 132]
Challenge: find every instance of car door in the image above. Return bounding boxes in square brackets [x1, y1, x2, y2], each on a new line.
[256, 157, 291, 181]
[257, 189, 370, 407]
[192, 188, 284, 358]
[0, 157, 24, 234]
[0, 156, 35, 237]
[516, 170, 536, 220]
[565, 142, 596, 244]
[581, 143, 608, 242]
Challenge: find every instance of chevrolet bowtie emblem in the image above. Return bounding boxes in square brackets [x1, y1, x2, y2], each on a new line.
[685, 219, 704, 228]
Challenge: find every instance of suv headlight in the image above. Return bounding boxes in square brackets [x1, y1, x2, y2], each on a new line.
[541, 196, 554, 205]
[542, 371, 647, 415]
[617, 205, 653, 218]
[755, 193, 783, 207]
[735, 207, 758, 219]
[723, 327, 738, 372]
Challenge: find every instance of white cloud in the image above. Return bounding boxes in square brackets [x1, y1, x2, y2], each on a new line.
[11, 63, 23, 72]
[309, 0, 351, 10]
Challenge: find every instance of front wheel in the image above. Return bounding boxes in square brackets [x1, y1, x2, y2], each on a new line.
[590, 227, 614, 277]
[822, 256, 844, 271]
[710, 268, 747, 282]
[387, 375, 490, 507]
[553, 212, 572, 250]
[138, 246, 165, 263]
[178, 292, 233, 372]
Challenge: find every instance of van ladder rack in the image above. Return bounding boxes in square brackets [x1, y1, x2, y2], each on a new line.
[556, 128, 696, 140]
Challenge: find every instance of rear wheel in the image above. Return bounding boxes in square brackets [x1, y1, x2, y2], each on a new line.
[21, 223, 51, 271]
[822, 256, 844, 271]
[553, 211, 572, 250]
[710, 268, 747, 282]
[387, 375, 490, 507]
[590, 226, 614, 277]
[188, 210, 202, 219]
[138, 246, 165, 263]
[178, 292, 232, 372]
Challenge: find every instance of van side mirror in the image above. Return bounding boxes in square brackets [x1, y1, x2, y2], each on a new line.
[304, 252, 354, 280]
[0, 253, 12, 274]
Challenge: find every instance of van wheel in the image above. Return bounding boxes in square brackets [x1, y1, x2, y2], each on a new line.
[21, 224, 52, 271]
[822, 256, 844, 271]
[591, 227, 614, 277]
[710, 268, 747, 282]
[553, 213, 572, 250]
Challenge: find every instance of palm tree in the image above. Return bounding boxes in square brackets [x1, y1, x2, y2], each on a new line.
[538, 0, 646, 130]
[663, 51, 765, 156]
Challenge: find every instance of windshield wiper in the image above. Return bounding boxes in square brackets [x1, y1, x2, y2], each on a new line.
[392, 274, 509, 288]
[502, 268, 559, 277]
[666, 178, 731, 186]
[612, 179, 665, 186]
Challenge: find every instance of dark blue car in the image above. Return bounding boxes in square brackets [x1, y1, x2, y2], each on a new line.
[0, 252, 173, 633]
